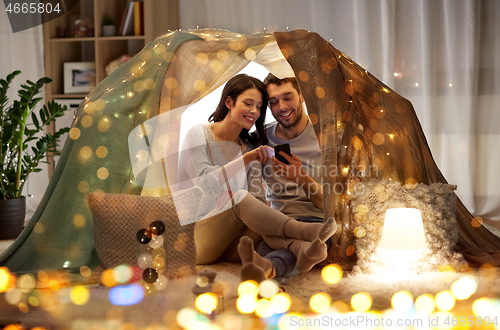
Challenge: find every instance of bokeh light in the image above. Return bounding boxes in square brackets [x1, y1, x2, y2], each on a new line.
[96, 146, 108, 158]
[102, 269, 118, 287]
[415, 294, 435, 314]
[0, 267, 11, 292]
[451, 276, 478, 300]
[177, 308, 197, 328]
[255, 298, 274, 318]
[353, 226, 366, 238]
[236, 295, 257, 314]
[391, 291, 413, 312]
[4, 325, 24, 330]
[270, 292, 291, 314]
[17, 274, 36, 293]
[113, 265, 132, 283]
[97, 167, 109, 180]
[5, 288, 23, 305]
[48, 279, 60, 291]
[71, 286, 90, 305]
[351, 292, 372, 312]
[80, 266, 92, 277]
[259, 279, 279, 298]
[310, 292, 331, 313]
[321, 264, 342, 284]
[19, 303, 29, 313]
[73, 214, 86, 228]
[472, 298, 494, 317]
[80, 146, 92, 159]
[195, 293, 218, 314]
[29, 296, 39, 307]
[69, 127, 81, 140]
[435, 291, 455, 311]
[238, 280, 258, 297]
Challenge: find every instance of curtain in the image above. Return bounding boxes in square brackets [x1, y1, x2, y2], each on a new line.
[179, 0, 500, 222]
[0, 5, 46, 220]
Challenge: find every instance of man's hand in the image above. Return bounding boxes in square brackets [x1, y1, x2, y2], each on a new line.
[272, 151, 307, 183]
[272, 151, 324, 210]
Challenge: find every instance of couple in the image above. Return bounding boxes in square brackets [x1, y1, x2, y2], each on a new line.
[178, 73, 336, 282]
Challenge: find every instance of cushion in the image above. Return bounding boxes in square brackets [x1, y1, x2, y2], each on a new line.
[350, 180, 466, 274]
[87, 186, 202, 279]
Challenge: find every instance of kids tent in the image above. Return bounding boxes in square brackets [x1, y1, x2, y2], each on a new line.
[1, 29, 500, 274]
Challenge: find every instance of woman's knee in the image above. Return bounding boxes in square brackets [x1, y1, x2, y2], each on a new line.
[232, 189, 250, 203]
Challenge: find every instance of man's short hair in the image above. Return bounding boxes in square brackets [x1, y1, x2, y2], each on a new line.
[263, 73, 301, 95]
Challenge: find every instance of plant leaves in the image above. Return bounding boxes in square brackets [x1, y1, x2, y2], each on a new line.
[31, 112, 40, 129]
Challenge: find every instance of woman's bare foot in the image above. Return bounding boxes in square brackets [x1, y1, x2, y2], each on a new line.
[238, 236, 275, 282]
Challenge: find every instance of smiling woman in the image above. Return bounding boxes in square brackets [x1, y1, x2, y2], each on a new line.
[179, 62, 274, 145]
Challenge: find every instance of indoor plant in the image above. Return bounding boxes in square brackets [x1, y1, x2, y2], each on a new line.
[0, 70, 70, 238]
[102, 14, 116, 36]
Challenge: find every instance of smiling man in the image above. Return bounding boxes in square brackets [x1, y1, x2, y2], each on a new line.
[263, 74, 325, 218]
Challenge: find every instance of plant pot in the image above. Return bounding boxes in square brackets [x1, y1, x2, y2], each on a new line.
[0, 196, 26, 239]
[102, 25, 116, 36]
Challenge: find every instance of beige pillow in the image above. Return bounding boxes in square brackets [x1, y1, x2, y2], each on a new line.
[88, 186, 202, 279]
[350, 180, 466, 274]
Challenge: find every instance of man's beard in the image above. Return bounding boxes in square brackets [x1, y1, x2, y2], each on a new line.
[277, 103, 304, 129]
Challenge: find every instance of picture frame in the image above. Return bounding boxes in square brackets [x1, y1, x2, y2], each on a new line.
[64, 62, 96, 94]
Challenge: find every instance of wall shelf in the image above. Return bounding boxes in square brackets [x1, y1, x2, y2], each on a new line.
[43, 0, 179, 177]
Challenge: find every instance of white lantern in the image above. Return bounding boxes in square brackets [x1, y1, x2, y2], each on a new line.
[380, 208, 426, 250]
[378, 207, 427, 274]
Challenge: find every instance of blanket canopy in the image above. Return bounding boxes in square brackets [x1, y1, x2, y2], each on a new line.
[2, 29, 500, 274]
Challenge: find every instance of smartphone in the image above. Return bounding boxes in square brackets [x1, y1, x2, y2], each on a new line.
[274, 143, 291, 164]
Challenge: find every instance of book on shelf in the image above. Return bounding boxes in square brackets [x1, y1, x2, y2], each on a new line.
[121, 2, 135, 36]
[117, 5, 128, 36]
[134, 1, 144, 36]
